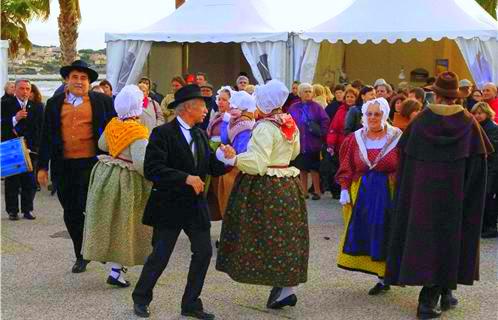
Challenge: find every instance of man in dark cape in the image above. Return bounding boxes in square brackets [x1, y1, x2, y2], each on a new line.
[385, 71, 493, 319]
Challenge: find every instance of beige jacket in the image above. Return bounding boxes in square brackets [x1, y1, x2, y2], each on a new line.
[140, 98, 165, 133]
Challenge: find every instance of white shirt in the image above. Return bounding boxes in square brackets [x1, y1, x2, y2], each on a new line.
[177, 116, 195, 154]
[12, 97, 29, 127]
[66, 92, 84, 107]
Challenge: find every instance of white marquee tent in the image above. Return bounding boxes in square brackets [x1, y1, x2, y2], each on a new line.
[299, 0, 498, 88]
[106, 0, 498, 93]
[105, 0, 349, 92]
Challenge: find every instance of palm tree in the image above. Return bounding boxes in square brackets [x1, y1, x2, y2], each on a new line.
[57, 0, 81, 65]
[1, 0, 50, 57]
[476, 0, 497, 18]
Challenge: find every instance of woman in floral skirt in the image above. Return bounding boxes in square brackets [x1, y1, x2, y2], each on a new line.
[215, 80, 309, 309]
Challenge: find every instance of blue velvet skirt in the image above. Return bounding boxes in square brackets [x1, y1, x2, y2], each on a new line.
[342, 170, 391, 261]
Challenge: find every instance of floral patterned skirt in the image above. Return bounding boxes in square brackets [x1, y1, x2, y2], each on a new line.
[216, 174, 309, 287]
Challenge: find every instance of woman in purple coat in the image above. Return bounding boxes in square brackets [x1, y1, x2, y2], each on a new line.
[288, 83, 330, 200]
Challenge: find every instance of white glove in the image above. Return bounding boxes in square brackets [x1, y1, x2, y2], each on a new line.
[326, 147, 334, 156]
[339, 189, 351, 205]
[222, 112, 231, 123]
[216, 147, 236, 166]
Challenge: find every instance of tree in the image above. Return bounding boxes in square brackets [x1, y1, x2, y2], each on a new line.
[476, 0, 498, 18]
[57, 0, 81, 65]
[1, 0, 50, 57]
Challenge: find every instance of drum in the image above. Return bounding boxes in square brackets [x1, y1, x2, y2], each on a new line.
[0, 137, 33, 178]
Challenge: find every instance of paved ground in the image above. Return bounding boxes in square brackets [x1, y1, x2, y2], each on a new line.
[2, 188, 497, 320]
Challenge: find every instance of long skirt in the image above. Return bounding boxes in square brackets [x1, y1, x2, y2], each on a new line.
[216, 174, 309, 287]
[207, 169, 239, 221]
[82, 157, 153, 266]
[337, 171, 393, 277]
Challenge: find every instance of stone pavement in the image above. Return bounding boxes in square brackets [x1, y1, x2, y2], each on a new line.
[2, 189, 497, 320]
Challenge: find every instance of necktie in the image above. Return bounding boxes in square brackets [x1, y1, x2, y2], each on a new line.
[189, 128, 200, 167]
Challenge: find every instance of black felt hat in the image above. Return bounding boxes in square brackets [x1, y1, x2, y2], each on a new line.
[60, 60, 99, 83]
[168, 84, 209, 109]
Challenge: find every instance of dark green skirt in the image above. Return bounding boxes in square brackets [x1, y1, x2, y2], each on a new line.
[215, 174, 309, 287]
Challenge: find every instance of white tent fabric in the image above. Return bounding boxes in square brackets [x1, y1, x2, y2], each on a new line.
[0, 40, 8, 96]
[456, 38, 498, 88]
[106, 40, 152, 94]
[292, 36, 321, 84]
[241, 42, 288, 85]
[300, 0, 498, 44]
[105, 0, 287, 43]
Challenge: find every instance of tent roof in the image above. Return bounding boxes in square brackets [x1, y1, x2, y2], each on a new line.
[105, 0, 288, 43]
[300, 0, 498, 44]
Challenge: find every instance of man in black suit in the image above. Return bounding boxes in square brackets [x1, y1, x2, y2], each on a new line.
[1, 79, 43, 220]
[37, 60, 115, 273]
[132, 85, 234, 319]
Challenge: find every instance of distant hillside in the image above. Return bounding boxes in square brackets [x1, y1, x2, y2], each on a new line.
[9, 45, 106, 75]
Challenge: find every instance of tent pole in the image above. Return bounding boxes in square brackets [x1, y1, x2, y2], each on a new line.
[182, 43, 189, 75]
[288, 32, 295, 88]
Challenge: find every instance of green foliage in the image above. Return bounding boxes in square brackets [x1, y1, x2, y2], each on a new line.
[1, 0, 51, 56]
[476, 0, 497, 18]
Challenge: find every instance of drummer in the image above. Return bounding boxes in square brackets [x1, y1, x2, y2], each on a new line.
[1, 79, 43, 221]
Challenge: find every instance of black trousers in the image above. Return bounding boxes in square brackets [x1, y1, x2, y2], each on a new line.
[56, 159, 95, 260]
[132, 226, 213, 312]
[4, 171, 36, 214]
[483, 193, 498, 231]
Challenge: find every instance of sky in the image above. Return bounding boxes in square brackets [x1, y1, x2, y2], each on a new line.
[27, 0, 175, 49]
[26, 0, 353, 50]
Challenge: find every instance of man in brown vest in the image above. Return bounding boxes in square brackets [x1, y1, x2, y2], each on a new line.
[38, 60, 116, 273]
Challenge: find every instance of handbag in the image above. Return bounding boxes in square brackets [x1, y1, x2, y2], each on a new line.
[302, 105, 322, 137]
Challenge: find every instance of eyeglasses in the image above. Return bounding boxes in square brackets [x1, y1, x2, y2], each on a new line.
[366, 112, 382, 118]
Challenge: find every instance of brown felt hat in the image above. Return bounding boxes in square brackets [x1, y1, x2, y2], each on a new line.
[431, 71, 464, 99]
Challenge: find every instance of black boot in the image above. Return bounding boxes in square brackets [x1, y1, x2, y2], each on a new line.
[440, 288, 458, 311]
[417, 286, 442, 319]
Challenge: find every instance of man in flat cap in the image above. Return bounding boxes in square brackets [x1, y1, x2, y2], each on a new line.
[132, 84, 234, 319]
[38, 60, 116, 273]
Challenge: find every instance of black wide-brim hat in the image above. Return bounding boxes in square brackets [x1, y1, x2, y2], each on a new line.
[168, 84, 211, 109]
[60, 60, 99, 83]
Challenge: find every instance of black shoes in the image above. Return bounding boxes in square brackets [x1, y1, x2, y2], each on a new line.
[268, 294, 298, 309]
[417, 286, 442, 319]
[107, 275, 130, 288]
[440, 289, 458, 311]
[368, 283, 390, 295]
[107, 266, 130, 287]
[71, 258, 90, 273]
[7, 212, 35, 220]
[267, 287, 298, 309]
[311, 193, 321, 200]
[482, 228, 498, 239]
[417, 303, 442, 319]
[181, 310, 215, 319]
[266, 287, 282, 308]
[8, 212, 19, 221]
[133, 304, 150, 318]
[23, 212, 36, 220]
